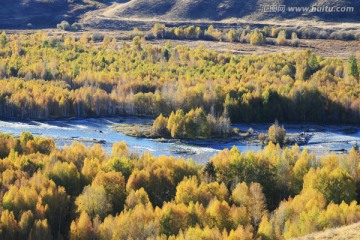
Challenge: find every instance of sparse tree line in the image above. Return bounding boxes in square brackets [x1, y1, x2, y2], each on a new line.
[148, 23, 300, 46]
[57, 20, 360, 42]
[137, 23, 360, 43]
[0, 132, 360, 239]
[0, 32, 360, 123]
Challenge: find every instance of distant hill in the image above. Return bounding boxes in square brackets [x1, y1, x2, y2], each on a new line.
[0, 0, 359, 29]
[0, 0, 116, 29]
[0, 0, 68, 28]
[109, 0, 360, 21]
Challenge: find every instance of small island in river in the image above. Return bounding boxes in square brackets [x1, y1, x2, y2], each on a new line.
[112, 108, 313, 146]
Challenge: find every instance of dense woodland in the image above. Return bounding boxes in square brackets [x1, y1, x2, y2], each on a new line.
[0, 133, 359, 239]
[0, 32, 360, 123]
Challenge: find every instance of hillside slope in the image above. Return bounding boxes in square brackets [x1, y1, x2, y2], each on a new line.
[296, 222, 360, 240]
[0, 0, 119, 29]
[0, 0, 65, 28]
[0, 0, 359, 29]
[108, 0, 360, 21]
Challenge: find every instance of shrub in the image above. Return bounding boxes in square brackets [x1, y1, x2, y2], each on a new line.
[258, 133, 266, 145]
[349, 55, 359, 80]
[263, 26, 270, 37]
[276, 30, 287, 45]
[250, 30, 266, 45]
[184, 26, 202, 39]
[291, 32, 300, 46]
[71, 23, 83, 32]
[151, 23, 166, 39]
[204, 25, 222, 41]
[128, 27, 145, 39]
[57, 21, 71, 31]
[271, 28, 278, 38]
[92, 33, 105, 42]
[239, 30, 249, 43]
[152, 114, 169, 136]
[227, 29, 237, 42]
[268, 124, 286, 146]
[57, 21, 82, 32]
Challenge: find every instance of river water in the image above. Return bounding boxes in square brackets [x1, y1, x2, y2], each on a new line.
[0, 118, 359, 163]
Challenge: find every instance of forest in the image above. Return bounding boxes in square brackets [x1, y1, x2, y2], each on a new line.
[0, 32, 360, 123]
[0, 132, 359, 239]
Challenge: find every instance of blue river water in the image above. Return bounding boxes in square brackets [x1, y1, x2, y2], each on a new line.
[0, 118, 359, 163]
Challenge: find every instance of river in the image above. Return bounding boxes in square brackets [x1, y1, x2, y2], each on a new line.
[0, 118, 359, 163]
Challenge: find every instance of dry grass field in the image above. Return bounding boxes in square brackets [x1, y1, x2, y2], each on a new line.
[295, 222, 360, 240]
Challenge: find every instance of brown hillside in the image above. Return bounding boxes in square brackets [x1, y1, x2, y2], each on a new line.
[295, 222, 360, 240]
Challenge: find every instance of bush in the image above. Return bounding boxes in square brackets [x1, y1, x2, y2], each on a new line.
[57, 21, 82, 32]
[291, 32, 300, 46]
[349, 55, 359, 80]
[0, 32, 7, 48]
[204, 25, 222, 41]
[128, 27, 145, 39]
[152, 114, 169, 136]
[271, 27, 278, 38]
[57, 21, 71, 31]
[268, 124, 286, 146]
[92, 33, 105, 42]
[258, 133, 266, 145]
[151, 23, 166, 39]
[250, 30, 266, 45]
[71, 23, 83, 32]
[227, 29, 237, 42]
[276, 30, 287, 45]
[184, 26, 202, 39]
[239, 30, 249, 43]
[263, 26, 270, 37]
